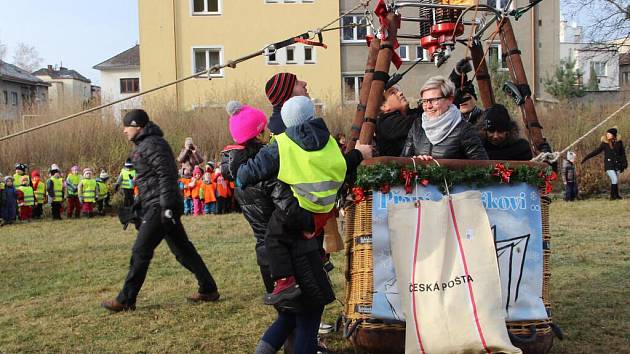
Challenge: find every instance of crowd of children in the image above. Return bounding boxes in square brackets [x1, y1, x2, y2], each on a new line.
[178, 161, 238, 216]
[0, 163, 116, 225]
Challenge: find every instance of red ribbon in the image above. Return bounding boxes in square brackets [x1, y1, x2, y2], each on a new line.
[492, 163, 513, 184]
[379, 183, 391, 194]
[540, 170, 557, 194]
[420, 179, 430, 187]
[352, 187, 365, 203]
[374, 0, 402, 69]
[401, 168, 417, 194]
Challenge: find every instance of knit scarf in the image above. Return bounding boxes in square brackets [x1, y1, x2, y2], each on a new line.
[421, 104, 462, 145]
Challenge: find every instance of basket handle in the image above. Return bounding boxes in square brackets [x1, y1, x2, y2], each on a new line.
[344, 319, 363, 339]
[508, 324, 538, 344]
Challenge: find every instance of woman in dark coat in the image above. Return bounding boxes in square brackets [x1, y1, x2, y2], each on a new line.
[478, 104, 533, 161]
[401, 75, 488, 160]
[581, 128, 627, 199]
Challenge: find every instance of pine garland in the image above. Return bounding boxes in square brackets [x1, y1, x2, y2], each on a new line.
[355, 162, 555, 194]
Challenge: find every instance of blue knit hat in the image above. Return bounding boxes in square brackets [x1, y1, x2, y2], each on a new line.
[281, 96, 315, 128]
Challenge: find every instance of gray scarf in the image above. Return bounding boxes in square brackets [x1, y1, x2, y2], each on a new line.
[421, 104, 462, 145]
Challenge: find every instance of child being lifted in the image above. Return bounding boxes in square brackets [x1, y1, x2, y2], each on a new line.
[237, 96, 370, 304]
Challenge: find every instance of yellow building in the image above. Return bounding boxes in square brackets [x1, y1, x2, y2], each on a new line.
[138, 0, 342, 111]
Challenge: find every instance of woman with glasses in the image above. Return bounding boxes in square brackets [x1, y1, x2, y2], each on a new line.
[401, 76, 488, 160]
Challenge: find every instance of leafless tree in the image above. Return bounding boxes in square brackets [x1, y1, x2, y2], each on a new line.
[0, 40, 7, 61]
[563, 0, 629, 49]
[12, 42, 43, 72]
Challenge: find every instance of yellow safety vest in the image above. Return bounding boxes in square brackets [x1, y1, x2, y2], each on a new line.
[50, 177, 64, 202]
[33, 179, 46, 204]
[80, 179, 97, 203]
[97, 181, 108, 200]
[18, 186, 35, 206]
[66, 174, 81, 196]
[120, 169, 136, 189]
[14, 173, 29, 185]
[276, 133, 346, 213]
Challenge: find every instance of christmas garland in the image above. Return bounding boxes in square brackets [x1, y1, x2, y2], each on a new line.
[353, 163, 556, 200]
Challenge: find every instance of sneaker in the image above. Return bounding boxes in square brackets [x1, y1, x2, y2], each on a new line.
[318, 322, 334, 334]
[264, 276, 301, 305]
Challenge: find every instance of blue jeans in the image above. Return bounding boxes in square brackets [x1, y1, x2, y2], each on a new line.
[183, 198, 193, 215]
[261, 305, 324, 354]
[204, 202, 216, 214]
[606, 170, 620, 184]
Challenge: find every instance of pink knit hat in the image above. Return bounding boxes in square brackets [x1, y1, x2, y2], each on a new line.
[193, 166, 202, 177]
[226, 101, 267, 144]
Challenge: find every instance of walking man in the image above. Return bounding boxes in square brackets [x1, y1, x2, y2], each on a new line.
[101, 109, 219, 312]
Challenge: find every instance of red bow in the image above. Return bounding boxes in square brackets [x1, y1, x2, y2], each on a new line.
[401, 168, 417, 194]
[352, 187, 366, 203]
[420, 179, 430, 187]
[374, 0, 402, 69]
[379, 183, 391, 194]
[492, 163, 513, 184]
[540, 170, 557, 194]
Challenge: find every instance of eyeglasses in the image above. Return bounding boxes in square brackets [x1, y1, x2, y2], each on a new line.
[419, 96, 446, 105]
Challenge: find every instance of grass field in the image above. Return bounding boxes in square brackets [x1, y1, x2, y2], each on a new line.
[0, 198, 628, 353]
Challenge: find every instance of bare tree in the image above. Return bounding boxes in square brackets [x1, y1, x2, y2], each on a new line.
[12, 42, 43, 72]
[562, 0, 629, 50]
[0, 40, 7, 61]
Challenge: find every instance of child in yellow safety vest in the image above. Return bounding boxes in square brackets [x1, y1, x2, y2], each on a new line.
[17, 176, 35, 221]
[66, 165, 82, 218]
[47, 165, 65, 220]
[235, 97, 368, 305]
[31, 170, 46, 219]
[96, 170, 111, 216]
[14, 163, 30, 187]
[78, 168, 98, 218]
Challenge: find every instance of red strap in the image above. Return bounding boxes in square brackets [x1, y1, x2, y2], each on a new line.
[294, 37, 328, 49]
[373, 0, 401, 69]
[411, 204, 427, 354]
[221, 144, 245, 152]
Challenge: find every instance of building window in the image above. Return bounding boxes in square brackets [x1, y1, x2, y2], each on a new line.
[304, 46, 315, 64]
[192, 0, 221, 15]
[11, 92, 18, 106]
[2, 91, 7, 105]
[398, 45, 410, 61]
[341, 15, 367, 42]
[416, 46, 430, 61]
[592, 62, 606, 76]
[193, 47, 224, 77]
[488, 44, 508, 70]
[286, 46, 296, 63]
[267, 52, 278, 65]
[120, 78, 140, 94]
[343, 75, 363, 103]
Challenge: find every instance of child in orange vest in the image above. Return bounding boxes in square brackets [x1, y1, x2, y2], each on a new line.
[213, 168, 231, 214]
[189, 166, 203, 216]
[179, 167, 193, 215]
[199, 171, 217, 215]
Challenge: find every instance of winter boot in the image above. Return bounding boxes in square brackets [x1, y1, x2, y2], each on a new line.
[264, 276, 301, 305]
[613, 184, 622, 200]
[610, 184, 616, 200]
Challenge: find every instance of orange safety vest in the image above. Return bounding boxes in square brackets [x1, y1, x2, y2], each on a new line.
[214, 173, 231, 198]
[200, 182, 216, 203]
[179, 177, 192, 198]
[190, 178, 202, 199]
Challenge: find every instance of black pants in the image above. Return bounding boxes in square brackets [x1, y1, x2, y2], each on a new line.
[96, 199, 105, 215]
[32, 204, 43, 218]
[51, 202, 62, 219]
[122, 189, 135, 207]
[116, 205, 218, 305]
[216, 197, 230, 214]
[564, 182, 578, 201]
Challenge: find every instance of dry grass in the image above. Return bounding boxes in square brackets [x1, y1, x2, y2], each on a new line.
[0, 198, 628, 353]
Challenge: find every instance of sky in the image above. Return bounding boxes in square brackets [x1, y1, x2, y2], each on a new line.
[0, 0, 139, 85]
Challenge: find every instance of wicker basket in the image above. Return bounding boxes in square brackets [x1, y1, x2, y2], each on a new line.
[343, 193, 557, 354]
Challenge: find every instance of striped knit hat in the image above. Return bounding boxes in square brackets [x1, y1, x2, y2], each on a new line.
[265, 73, 297, 106]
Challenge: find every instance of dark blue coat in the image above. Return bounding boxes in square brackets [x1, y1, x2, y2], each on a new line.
[1, 186, 18, 222]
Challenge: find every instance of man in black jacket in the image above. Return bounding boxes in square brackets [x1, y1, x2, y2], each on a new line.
[101, 110, 219, 312]
[480, 104, 533, 161]
[375, 85, 420, 157]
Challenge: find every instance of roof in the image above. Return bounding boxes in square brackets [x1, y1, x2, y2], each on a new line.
[32, 66, 91, 83]
[93, 45, 140, 71]
[0, 60, 50, 86]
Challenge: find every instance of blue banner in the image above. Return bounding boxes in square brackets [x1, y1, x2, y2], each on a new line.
[370, 183, 547, 322]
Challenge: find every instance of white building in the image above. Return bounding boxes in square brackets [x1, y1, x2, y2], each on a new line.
[32, 65, 92, 110]
[560, 20, 619, 91]
[93, 45, 141, 122]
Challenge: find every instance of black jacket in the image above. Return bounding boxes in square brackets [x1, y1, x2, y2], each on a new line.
[582, 136, 627, 172]
[483, 137, 533, 161]
[463, 106, 484, 125]
[221, 141, 315, 267]
[130, 121, 183, 213]
[401, 118, 489, 159]
[376, 108, 419, 157]
[237, 118, 363, 188]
